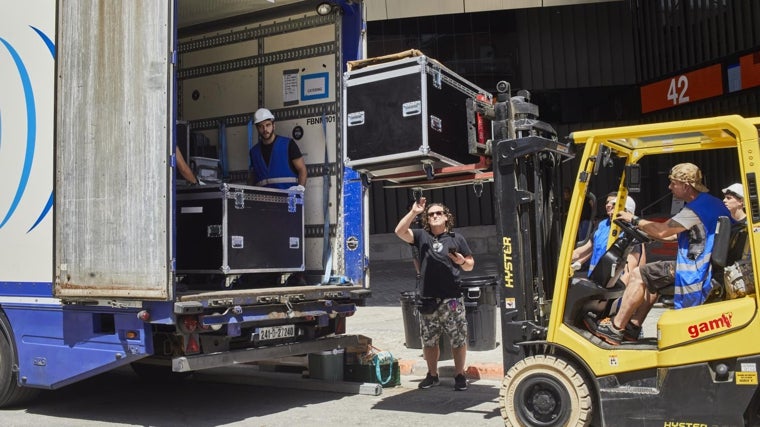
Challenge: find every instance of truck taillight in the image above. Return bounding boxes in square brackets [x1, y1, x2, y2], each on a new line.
[185, 334, 200, 354]
[180, 315, 199, 333]
[137, 310, 150, 321]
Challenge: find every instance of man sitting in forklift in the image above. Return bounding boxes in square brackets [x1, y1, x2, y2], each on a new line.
[572, 192, 643, 277]
[585, 163, 731, 345]
[572, 192, 645, 321]
[721, 183, 754, 299]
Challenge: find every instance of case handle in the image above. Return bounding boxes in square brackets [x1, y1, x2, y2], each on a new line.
[402, 100, 421, 117]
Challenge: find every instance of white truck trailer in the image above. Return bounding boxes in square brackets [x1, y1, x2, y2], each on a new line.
[0, 0, 369, 406]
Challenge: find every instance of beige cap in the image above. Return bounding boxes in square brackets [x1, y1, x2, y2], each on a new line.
[669, 163, 708, 193]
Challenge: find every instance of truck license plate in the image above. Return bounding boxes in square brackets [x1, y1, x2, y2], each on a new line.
[255, 325, 295, 342]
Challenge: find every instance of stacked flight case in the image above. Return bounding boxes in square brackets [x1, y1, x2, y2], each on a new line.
[343, 51, 492, 180]
[175, 184, 304, 275]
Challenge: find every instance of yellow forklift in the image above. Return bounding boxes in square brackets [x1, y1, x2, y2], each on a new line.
[342, 54, 760, 423]
[493, 113, 760, 426]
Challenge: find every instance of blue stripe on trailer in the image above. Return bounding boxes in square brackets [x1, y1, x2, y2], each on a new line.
[0, 281, 53, 298]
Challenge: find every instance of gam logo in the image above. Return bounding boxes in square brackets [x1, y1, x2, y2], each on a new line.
[687, 312, 733, 338]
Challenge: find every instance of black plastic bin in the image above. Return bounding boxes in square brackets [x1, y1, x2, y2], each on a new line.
[400, 291, 422, 350]
[460, 276, 499, 351]
[399, 291, 454, 360]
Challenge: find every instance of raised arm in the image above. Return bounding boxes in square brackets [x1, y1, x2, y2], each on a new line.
[395, 197, 426, 244]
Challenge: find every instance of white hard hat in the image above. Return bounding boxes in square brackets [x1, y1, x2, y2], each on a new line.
[254, 108, 275, 124]
[624, 196, 636, 214]
[614, 196, 636, 214]
[722, 183, 744, 199]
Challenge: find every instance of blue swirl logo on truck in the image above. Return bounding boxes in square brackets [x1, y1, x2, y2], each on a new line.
[0, 26, 54, 232]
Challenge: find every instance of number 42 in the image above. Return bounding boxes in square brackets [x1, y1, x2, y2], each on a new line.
[667, 75, 690, 105]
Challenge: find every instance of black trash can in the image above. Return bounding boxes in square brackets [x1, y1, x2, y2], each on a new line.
[460, 276, 499, 351]
[400, 291, 422, 349]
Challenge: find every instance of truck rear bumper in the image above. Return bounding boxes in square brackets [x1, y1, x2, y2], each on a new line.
[172, 334, 366, 372]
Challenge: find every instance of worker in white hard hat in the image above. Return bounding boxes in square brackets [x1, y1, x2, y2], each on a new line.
[722, 182, 749, 263]
[572, 191, 646, 328]
[572, 191, 644, 278]
[248, 108, 307, 190]
[722, 183, 746, 223]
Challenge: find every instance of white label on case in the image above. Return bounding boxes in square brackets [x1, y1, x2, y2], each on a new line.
[289, 237, 300, 249]
[231, 236, 244, 249]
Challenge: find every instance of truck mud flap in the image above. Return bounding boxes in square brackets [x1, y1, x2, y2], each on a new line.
[172, 334, 365, 372]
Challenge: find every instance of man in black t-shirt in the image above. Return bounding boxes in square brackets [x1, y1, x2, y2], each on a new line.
[395, 197, 474, 391]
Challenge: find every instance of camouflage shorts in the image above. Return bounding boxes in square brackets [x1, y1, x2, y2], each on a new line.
[419, 297, 468, 348]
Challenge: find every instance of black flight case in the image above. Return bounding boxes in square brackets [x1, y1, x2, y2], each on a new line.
[343, 50, 492, 180]
[175, 183, 304, 276]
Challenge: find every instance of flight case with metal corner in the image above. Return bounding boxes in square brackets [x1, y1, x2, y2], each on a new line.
[343, 51, 492, 180]
[175, 183, 304, 276]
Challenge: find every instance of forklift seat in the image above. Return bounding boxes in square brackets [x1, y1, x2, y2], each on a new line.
[563, 232, 638, 324]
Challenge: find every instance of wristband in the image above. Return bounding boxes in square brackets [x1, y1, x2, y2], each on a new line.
[632, 216, 640, 226]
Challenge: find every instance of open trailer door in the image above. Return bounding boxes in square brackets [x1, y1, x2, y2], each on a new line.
[55, 0, 174, 300]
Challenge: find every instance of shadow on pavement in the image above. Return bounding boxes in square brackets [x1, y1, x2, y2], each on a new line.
[372, 380, 503, 421]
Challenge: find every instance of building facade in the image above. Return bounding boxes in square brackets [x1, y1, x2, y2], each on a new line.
[367, 0, 760, 233]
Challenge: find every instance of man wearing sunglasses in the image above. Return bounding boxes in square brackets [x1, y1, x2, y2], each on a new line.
[395, 197, 474, 391]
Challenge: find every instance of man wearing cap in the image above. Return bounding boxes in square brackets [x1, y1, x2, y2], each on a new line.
[587, 163, 731, 345]
[248, 107, 308, 190]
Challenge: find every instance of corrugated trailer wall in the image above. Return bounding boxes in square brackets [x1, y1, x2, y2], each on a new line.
[176, 6, 344, 271]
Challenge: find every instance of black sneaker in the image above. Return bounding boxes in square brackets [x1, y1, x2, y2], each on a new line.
[418, 372, 440, 389]
[454, 373, 468, 391]
[582, 312, 599, 332]
[623, 322, 642, 342]
[590, 317, 624, 345]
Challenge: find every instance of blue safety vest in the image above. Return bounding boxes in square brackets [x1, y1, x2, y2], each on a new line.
[674, 193, 731, 308]
[588, 218, 611, 276]
[249, 135, 298, 189]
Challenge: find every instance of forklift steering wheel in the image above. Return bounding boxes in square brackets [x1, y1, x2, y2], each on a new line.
[613, 218, 652, 244]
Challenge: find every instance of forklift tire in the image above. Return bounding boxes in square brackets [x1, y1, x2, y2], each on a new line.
[0, 317, 40, 408]
[500, 355, 591, 427]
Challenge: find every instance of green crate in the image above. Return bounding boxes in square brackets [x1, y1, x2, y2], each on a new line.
[344, 361, 400, 387]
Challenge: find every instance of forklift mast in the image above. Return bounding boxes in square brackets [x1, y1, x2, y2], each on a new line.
[488, 89, 575, 371]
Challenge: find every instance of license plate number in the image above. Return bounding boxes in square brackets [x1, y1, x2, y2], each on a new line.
[255, 325, 295, 342]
